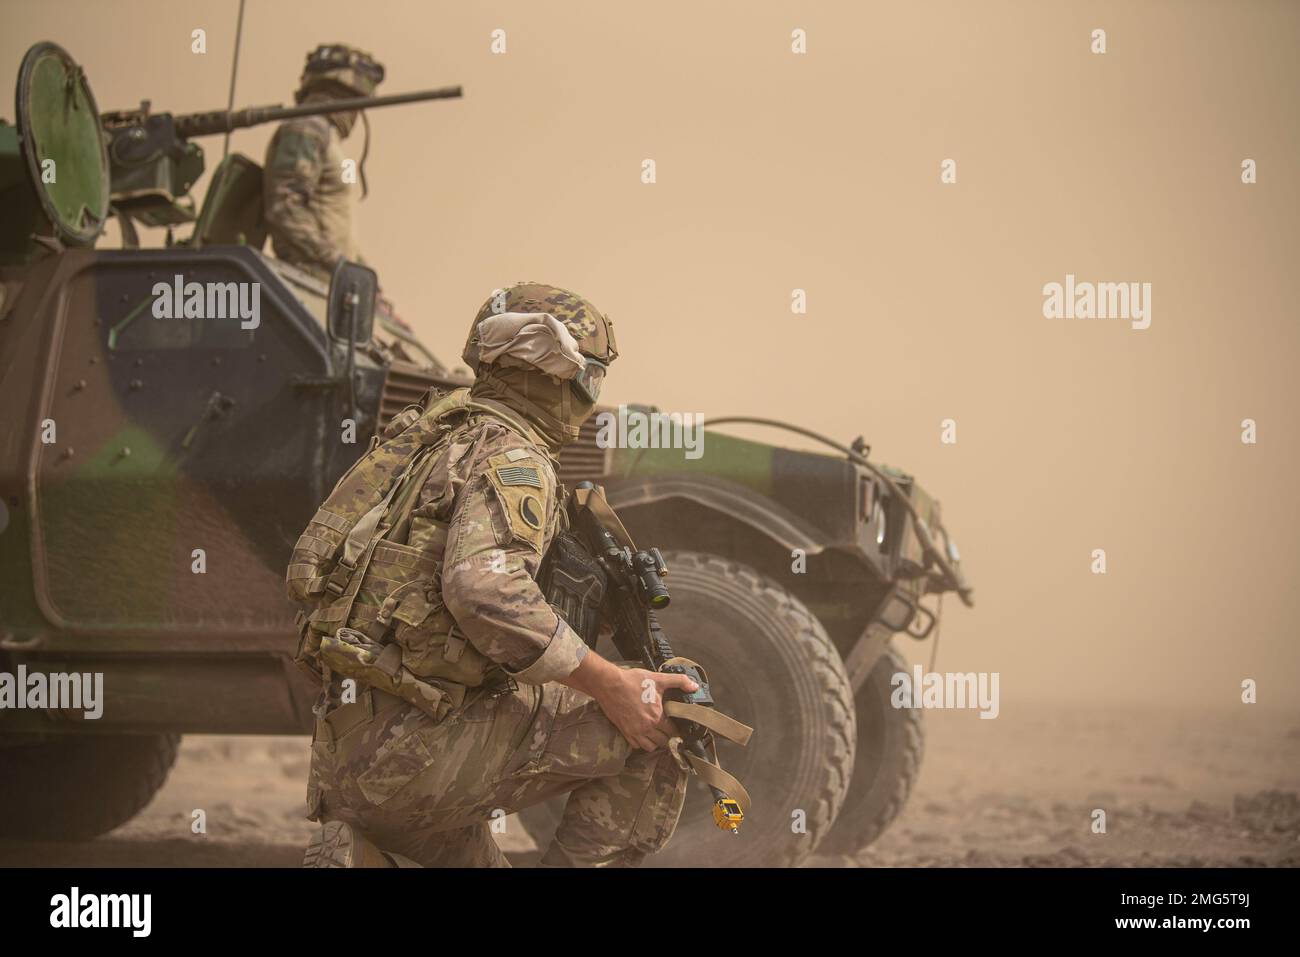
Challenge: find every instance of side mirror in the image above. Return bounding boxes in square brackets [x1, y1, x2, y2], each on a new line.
[327, 260, 378, 344]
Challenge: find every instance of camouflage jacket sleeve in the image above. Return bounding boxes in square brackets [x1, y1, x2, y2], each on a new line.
[262, 116, 343, 267]
[440, 422, 588, 685]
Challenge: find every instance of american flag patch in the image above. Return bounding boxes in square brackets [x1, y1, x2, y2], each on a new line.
[496, 465, 543, 488]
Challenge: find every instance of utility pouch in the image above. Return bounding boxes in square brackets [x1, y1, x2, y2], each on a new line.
[318, 627, 463, 721]
[347, 540, 496, 689]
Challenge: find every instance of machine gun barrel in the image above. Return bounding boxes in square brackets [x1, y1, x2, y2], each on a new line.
[171, 86, 463, 138]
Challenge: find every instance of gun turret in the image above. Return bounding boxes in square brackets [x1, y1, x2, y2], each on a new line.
[101, 86, 462, 228]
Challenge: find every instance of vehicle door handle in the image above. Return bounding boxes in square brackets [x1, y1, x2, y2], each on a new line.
[181, 391, 236, 449]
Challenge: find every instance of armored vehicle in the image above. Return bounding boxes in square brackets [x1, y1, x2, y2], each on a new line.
[0, 43, 972, 866]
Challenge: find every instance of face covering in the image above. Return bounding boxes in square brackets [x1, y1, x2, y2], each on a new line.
[470, 364, 596, 453]
[330, 109, 359, 138]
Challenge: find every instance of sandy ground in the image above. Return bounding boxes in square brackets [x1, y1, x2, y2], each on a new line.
[2, 701, 1297, 868]
[834, 702, 1300, 868]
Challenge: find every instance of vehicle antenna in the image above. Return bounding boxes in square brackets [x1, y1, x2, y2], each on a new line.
[221, 0, 247, 161]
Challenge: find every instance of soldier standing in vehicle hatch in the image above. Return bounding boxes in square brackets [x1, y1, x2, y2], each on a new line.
[296, 283, 695, 867]
[263, 44, 382, 279]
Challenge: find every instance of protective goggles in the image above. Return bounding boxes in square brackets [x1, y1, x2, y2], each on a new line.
[571, 356, 607, 403]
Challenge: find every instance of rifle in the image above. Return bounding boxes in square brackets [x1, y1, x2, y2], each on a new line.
[567, 482, 753, 833]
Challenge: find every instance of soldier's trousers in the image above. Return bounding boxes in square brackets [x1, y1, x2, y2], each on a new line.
[307, 681, 688, 867]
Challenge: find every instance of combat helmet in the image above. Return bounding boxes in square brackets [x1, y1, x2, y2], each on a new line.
[296, 44, 385, 102]
[464, 282, 618, 384]
[463, 283, 618, 445]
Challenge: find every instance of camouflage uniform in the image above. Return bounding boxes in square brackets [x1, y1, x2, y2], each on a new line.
[263, 115, 358, 276]
[264, 44, 382, 278]
[304, 285, 686, 867]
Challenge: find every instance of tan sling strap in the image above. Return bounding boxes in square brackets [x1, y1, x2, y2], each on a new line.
[681, 749, 753, 817]
[573, 483, 636, 550]
[661, 656, 754, 747]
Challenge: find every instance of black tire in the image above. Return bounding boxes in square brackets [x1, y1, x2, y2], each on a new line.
[822, 645, 924, 853]
[519, 551, 856, 867]
[0, 733, 180, 841]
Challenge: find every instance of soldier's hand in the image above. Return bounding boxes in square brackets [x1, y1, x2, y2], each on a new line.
[616, 668, 698, 752]
[561, 654, 697, 752]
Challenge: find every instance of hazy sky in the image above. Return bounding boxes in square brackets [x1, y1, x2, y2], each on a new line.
[4, 0, 1298, 708]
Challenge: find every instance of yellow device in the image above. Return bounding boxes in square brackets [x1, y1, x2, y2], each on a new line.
[712, 798, 745, 833]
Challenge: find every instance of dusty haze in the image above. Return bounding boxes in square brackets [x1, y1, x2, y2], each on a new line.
[3, 0, 1297, 711]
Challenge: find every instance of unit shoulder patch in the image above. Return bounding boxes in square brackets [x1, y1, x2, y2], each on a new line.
[519, 494, 544, 530]
[484, 449, 554, 552]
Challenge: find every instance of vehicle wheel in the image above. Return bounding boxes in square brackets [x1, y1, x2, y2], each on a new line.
[518, 551, 855, 867]
[822, 645, 924, 853]
[0, 732, 180, 841]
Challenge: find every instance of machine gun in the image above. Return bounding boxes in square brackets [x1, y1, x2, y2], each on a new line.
[566, 482, 753, 834]
[1, 40, 461, 256]
[100, 86, 462, 230]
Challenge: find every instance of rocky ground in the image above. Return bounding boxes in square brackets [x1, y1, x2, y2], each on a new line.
[2, 701, 1297, 867]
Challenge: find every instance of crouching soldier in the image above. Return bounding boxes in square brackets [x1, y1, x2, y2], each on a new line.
[288, 283, 693, 867]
